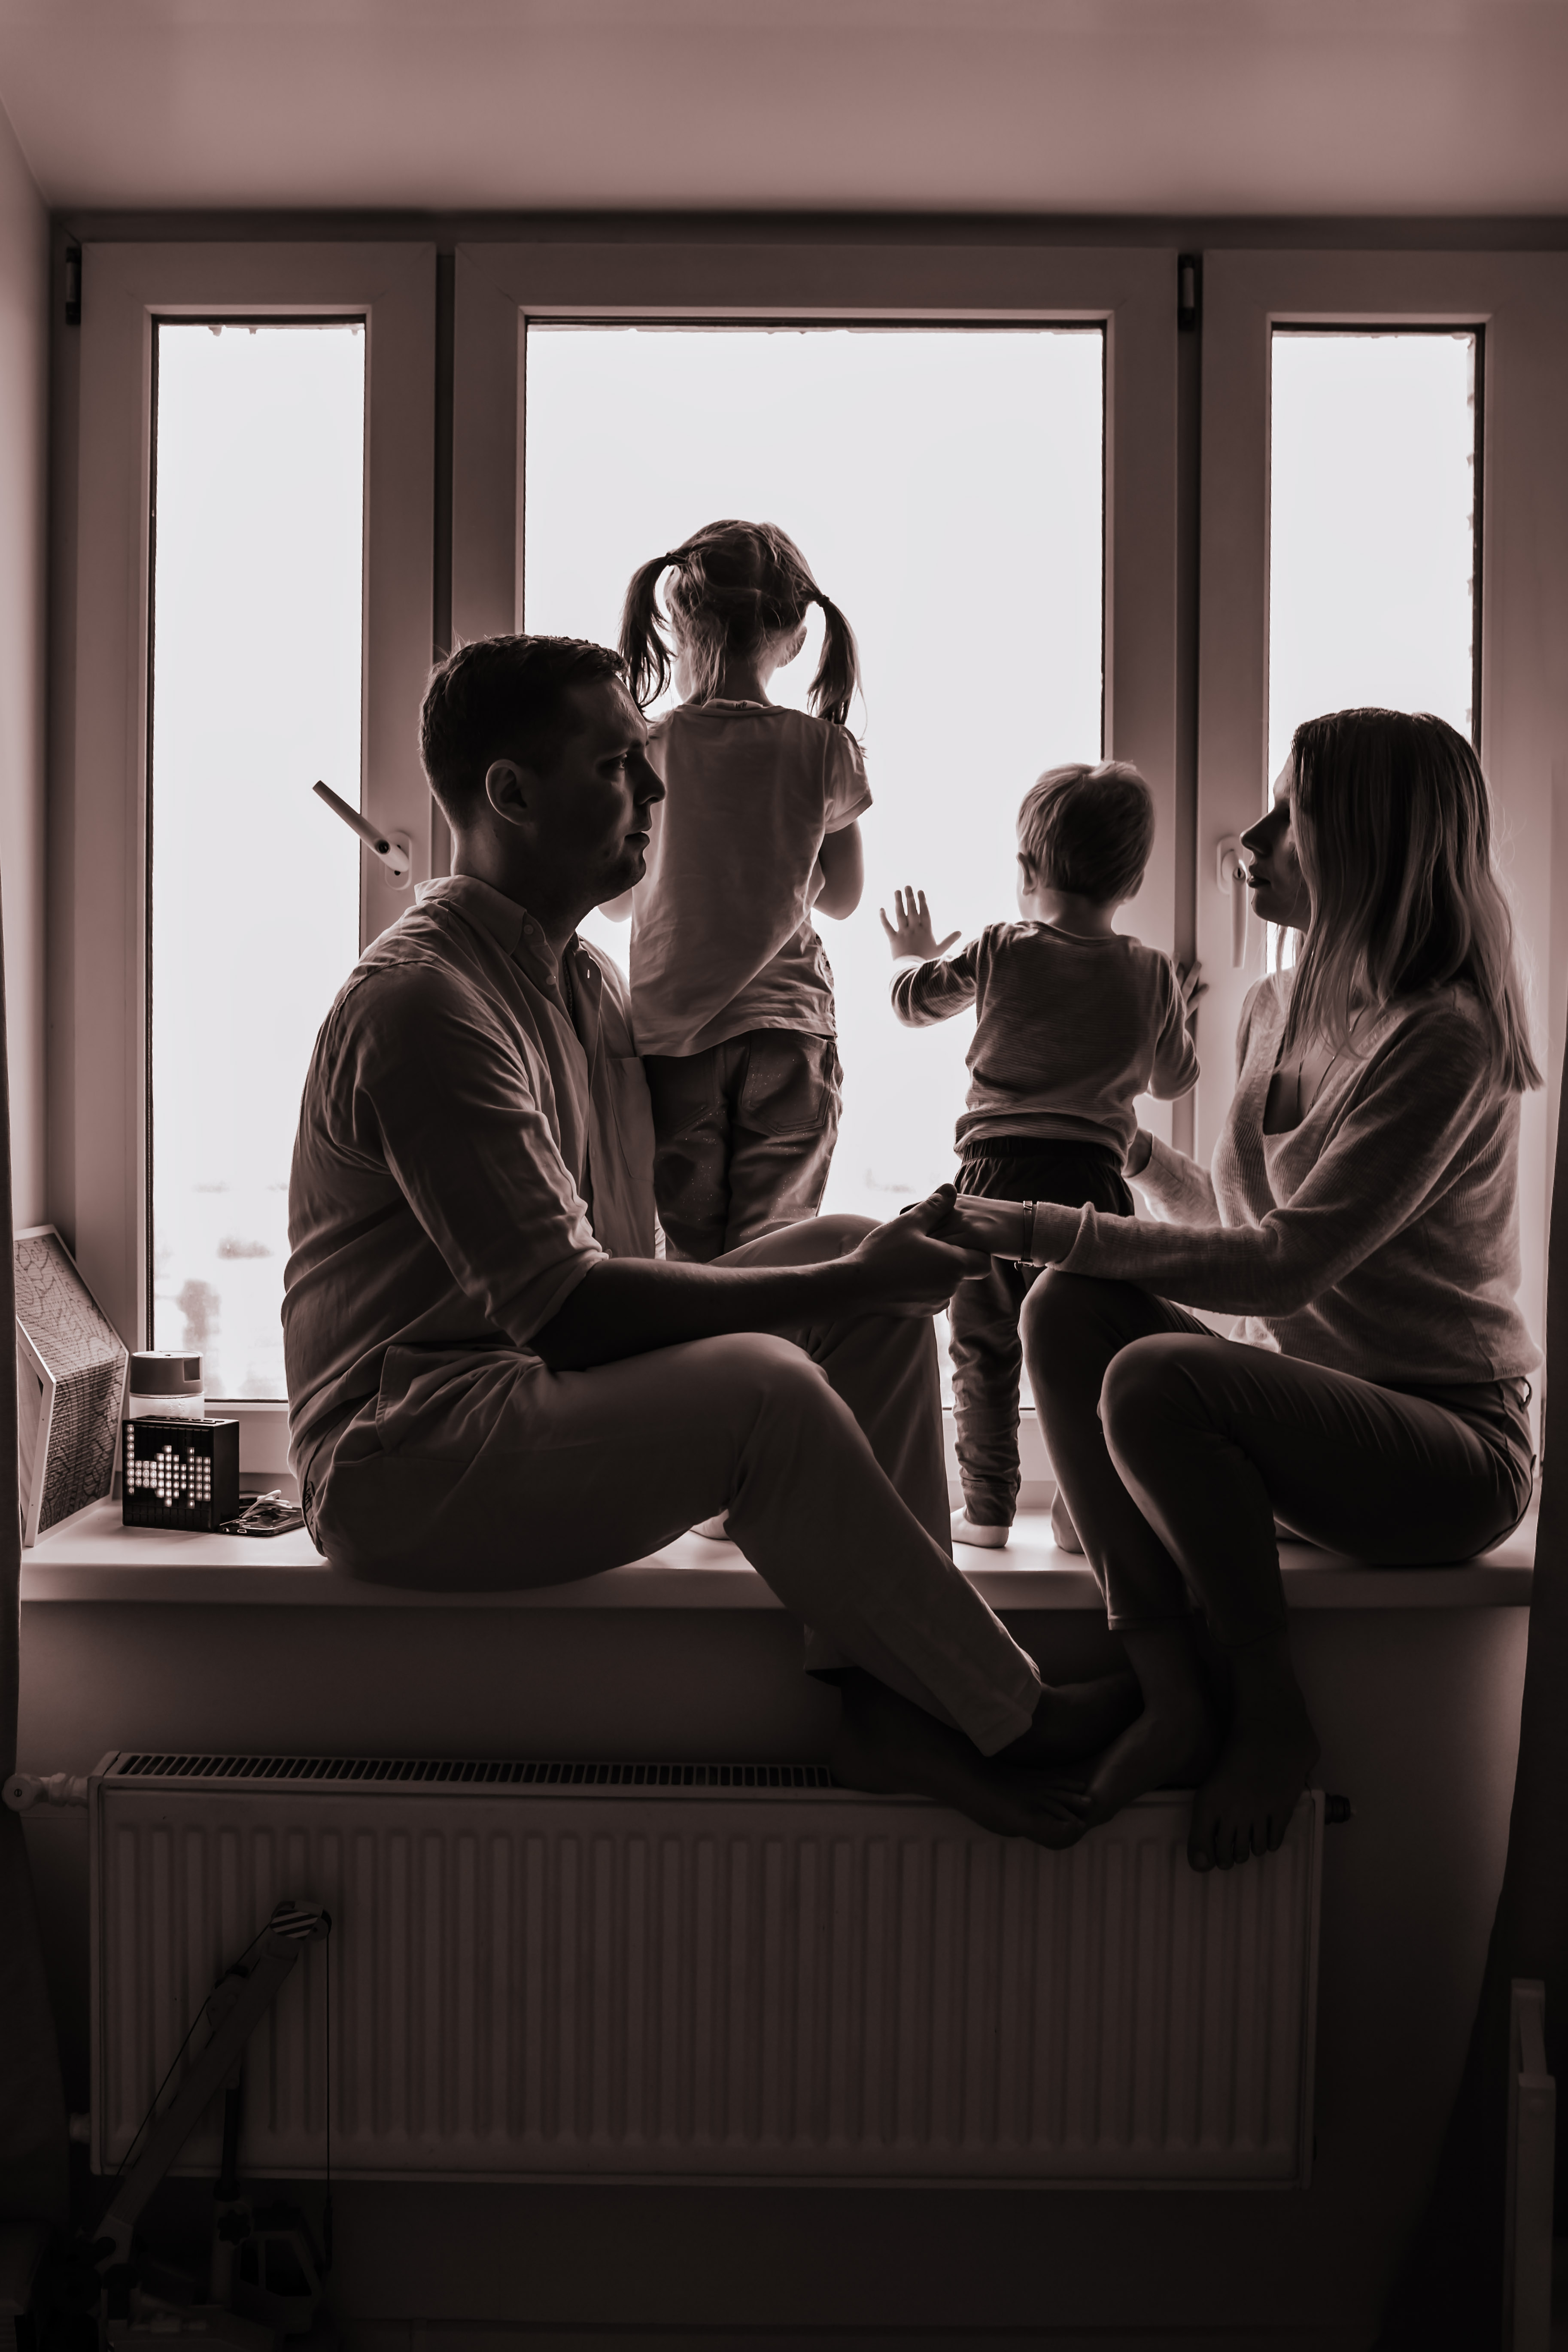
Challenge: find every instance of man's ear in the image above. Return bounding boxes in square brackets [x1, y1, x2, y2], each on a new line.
[483, 758, 530, 827]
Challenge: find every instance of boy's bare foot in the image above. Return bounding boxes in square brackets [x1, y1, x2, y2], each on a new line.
[1187, 1692, 1320, 1872]
[1001, 1671, 1144, 1766]
[830, 1671, 1089, 1849]
[951, 1508, 1009, 1550]
[1050, 1489, 1084, 1555]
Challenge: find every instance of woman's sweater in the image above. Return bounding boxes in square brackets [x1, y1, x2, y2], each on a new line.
[1051, 972, 1539, 1388]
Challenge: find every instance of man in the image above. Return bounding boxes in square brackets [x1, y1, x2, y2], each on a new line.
[284, 635, 1134, 1838]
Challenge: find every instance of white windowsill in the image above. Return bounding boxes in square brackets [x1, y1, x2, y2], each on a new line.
[20, 1498, 1537, 1612]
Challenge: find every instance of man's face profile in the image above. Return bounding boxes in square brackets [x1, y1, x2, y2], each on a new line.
[516, 676, 663, 905]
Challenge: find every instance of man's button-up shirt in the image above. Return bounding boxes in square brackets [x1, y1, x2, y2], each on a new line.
[283, 875, 656, 1489]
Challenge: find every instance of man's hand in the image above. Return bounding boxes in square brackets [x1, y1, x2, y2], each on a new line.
[849, 1187, 991, 1313]
[879, 886, 960, 963]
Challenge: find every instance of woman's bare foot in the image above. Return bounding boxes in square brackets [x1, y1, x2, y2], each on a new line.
[830, 1671, 1089, 1849]
[1001, 1671, 1144, 1766]
[1077, 1687, 1222, 1823]
[1187, 1635, 1320, 1870]
[1064, 1618, 1223, 1829]
[1050, 1489, 1084, 1555]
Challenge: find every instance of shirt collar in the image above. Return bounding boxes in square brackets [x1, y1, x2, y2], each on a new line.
[417, 874, 562, 980]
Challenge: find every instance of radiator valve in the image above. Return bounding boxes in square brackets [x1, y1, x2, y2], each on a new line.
[4, 1771, 90, 1811]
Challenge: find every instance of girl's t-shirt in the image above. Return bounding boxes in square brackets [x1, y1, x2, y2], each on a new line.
[629, 700, 872, 1058]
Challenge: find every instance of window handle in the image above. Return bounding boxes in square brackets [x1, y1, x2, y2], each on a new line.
[312, 779, 412, 886]
[1216, 836, 1249, 969]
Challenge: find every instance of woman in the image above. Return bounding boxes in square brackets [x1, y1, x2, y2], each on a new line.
[933, 708, 1540, 1871]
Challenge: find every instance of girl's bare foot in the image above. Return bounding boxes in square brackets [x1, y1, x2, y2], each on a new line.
[1050, 1489, 1084, 1554]
[1187, 1650, 1320, 1870]
[830, 1671, 1089, 1849]
[1001, 1671, 1144, 1766]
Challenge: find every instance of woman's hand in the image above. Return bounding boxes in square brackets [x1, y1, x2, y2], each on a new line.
[928, 1194, 1084, 1265]
[879, 886, 960, 963]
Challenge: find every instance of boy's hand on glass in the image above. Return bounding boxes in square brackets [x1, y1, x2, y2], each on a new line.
[878, 886, 960, 963]
[1178, 959, 1206, 1023]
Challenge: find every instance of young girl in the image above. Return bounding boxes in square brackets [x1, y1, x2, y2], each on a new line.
[614, 520, 871, 1261]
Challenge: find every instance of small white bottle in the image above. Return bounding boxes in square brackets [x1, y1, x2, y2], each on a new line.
[127, 1351, 206, 1421]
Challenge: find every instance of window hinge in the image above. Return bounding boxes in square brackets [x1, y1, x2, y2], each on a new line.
[1178, 252, 1200, 334]
[65, 246, 82, 328]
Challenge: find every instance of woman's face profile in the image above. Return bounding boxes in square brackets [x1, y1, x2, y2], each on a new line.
[1241, 761, 1313, 932]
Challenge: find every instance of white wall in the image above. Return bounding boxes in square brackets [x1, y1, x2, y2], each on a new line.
[0, 92, 47, 1227]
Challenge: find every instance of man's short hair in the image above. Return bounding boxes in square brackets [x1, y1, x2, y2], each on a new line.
[1017, 761, 1155, 906]
[419, 635, 626, 824]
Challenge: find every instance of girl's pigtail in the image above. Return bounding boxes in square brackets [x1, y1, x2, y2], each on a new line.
[808, 593, 860, 730]
[618, 555, 676, 711]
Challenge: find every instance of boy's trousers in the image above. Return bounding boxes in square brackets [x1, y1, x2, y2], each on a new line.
[307, 1215, 1043, 1759]
[643, 1030, 842, 1262]
[949, 1138, 1135, 1528]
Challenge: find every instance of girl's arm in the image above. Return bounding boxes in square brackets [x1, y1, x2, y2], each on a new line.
[811, 821, 864, 918]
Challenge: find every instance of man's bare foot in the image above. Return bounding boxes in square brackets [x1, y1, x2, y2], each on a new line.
[830, 1671, 1089, 1849]
[1000, 1671, 1144, 1766]
[1050, 1489, 1084, 1554]
[1075, 1685, 1223, 1826]
[1187, 1692, 1320, 1872]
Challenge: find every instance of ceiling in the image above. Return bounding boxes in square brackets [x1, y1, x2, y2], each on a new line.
[1, 0, 1565, 221]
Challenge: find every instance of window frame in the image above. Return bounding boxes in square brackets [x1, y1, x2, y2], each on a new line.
[56, 242, 436, 1435]
[451, 238, 1182, 959]
[1194, 250, 1568, 1359]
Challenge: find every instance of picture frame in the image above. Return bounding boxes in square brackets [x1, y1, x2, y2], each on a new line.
[14, 1225, 128, 1547]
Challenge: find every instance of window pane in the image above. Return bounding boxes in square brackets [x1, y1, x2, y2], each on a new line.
[1268, 329, 1478, 785]
[149, 321, 365, 1399]
[523, 325, 1104, 1228]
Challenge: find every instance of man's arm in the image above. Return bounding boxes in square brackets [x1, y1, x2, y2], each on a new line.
[532, 1192, 986, 1371]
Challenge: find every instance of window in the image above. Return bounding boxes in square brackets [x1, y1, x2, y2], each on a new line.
[1196, 250, 1568, 1359]
[521, 320, 1105, 1222]
[1268, 328, 1480, 781]
[61, 242, 434, 1444]
[148, 320, 366, 1398]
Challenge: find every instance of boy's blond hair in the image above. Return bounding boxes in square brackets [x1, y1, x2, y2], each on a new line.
[1018, 761, 1154, 907]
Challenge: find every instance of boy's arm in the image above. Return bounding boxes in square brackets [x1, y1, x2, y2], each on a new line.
[887, 925, 981, 1030]
[1148, 957, 1201, 1101]
[811, 820, 864, 918]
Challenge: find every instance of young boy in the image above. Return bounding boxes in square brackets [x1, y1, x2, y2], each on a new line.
[881, 761, 1199, 1551]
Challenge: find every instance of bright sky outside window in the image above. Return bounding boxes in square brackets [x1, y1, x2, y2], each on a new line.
[523, 324, 1105, 1228]
[1268, 330, 1479, 787]
[149, 320, 365, 1398]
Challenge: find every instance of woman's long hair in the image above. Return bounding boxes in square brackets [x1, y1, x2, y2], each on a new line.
[618, 520, 860, 727]
[1283, 707, 1541, 1093]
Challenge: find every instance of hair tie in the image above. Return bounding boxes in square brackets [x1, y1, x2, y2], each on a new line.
[661, 551, 686, 568]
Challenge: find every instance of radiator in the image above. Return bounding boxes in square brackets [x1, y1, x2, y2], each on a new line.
[91, 1753, 1323, 2187]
